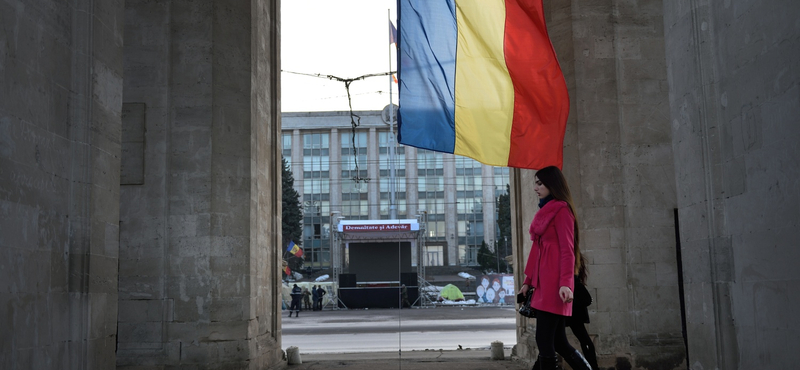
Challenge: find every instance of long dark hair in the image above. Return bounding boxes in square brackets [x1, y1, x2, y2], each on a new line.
[535, 166, 583, 278]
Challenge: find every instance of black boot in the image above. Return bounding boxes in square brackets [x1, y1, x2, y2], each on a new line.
[538, 355, 561, 370]
[563, 349, 591, 370]
[288, 311, 292, 317]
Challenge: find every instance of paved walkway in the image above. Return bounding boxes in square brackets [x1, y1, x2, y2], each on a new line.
[271, 350, 533, 370]
[273, 306, 533, 369]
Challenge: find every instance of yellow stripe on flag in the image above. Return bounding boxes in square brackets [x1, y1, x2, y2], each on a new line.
[453, 0, 514, 166]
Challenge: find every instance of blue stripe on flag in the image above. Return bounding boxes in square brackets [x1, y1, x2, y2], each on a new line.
[397, 0, 457, 154]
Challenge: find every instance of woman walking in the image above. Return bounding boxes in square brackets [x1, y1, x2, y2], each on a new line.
[519, 166, 592, 370]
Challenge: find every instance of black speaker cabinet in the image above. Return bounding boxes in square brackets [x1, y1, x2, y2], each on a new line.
[339, 273, 357, 288]
[400, 272, 418, 287]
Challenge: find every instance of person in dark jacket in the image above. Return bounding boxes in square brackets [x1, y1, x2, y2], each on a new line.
[302, 287, 312, 311]
[565, 255, 599, 370]
[316, 285, 326, 310]
[311, 285, 319, 311]
[289, 284, 302, 317]
[401, 284, 410, 308]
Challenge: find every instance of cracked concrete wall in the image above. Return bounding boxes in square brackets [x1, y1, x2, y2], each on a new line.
[1, 1, 125, 369]
[514, 1, 684, 368]
[117, 0, 283, 368]
[664, 2, 800, 369]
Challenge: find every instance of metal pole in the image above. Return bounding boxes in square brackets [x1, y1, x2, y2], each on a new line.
[495, 240, 500, 273]
[388, 10, 397, 220]
[504, 236, 509, 272]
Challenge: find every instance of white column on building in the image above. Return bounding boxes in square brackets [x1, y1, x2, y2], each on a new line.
[329, 128, 341, 214]
[405, 147, 418, 219]
[292, 129, 303, 203]
[367, 128, 379, 219]
[444, 154, 458, 266]
[482, 164, 497, 253]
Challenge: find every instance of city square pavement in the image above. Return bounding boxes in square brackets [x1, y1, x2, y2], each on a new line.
[275, 349, 533, 370]
[273, 305, 534, 369]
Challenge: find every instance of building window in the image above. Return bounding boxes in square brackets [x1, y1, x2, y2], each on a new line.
[282, 133, 292, 159]
[341, 131, 369, 219]
[301, 133, 330, 268]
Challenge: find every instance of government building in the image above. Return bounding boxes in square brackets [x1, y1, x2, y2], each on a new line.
[282, 110, 510, 269]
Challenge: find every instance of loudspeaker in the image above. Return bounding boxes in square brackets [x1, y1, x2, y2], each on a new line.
[339, 273, 357, 288]
[400, 272, 418, 287]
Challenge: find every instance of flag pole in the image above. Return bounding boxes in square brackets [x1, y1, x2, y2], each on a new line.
[388, 9, 397, 220]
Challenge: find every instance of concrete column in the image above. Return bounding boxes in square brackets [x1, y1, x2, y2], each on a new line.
[1, 1, 124, 369]
[664, 2, 800, 369]
[118, 1, 283, 368]
[512, 1, 684, 367]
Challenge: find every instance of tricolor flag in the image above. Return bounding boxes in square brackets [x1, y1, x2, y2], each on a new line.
[286, 241, 303, 257]
[397, 0, 569, 170]
[284, 265, 291, 276]
[389, 20, 398, 45]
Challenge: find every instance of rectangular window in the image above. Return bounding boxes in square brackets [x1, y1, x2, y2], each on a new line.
[282, 133, 292, 158]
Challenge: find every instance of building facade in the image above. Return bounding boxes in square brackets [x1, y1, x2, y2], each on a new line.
[282, 111, 510, 270]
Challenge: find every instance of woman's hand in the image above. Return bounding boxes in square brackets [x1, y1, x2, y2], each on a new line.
[559, 286, 573, 303]
[519, 284, 531, 295]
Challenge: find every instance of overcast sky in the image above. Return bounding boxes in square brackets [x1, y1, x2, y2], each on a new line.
[281, 0, 398, 113]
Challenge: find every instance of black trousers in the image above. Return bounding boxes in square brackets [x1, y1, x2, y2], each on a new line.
[290, 298, 301, 312]
[568, 321, 599, 370]
[534, 309, 577, 358]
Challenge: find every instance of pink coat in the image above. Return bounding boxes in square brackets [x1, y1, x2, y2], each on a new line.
[523, 200, 575, 316]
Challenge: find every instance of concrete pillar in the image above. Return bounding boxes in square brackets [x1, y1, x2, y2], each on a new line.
[513, 0, 683, 367]
[1, 1, 124, 368]
[664, 2, 800, 369]
[117, 1, 283, 368]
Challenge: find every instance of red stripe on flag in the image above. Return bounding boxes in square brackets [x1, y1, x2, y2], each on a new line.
[503, 0, 569, 169]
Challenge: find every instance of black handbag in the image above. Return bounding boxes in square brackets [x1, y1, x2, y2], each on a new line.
[517, 290, 536, 318]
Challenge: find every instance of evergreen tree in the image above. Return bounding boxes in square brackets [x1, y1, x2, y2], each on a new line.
[477, 241, 495, 273]
[281, 156, 304, 271]
[496, 184, 512, 272]
[496, 184, 511, 242]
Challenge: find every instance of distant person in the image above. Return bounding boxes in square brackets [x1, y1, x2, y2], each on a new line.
[316, 285, 326, 310]
[289, 284, 302, 317]
[518, 166, 591, 370]
[302, 287, 312, 311]
[311, 285, 319, 311]
[566, 255, 599, 370]
[400, 284, 410, 308]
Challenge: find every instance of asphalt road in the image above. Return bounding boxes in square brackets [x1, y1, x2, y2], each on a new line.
[281, 305, 519, 354]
